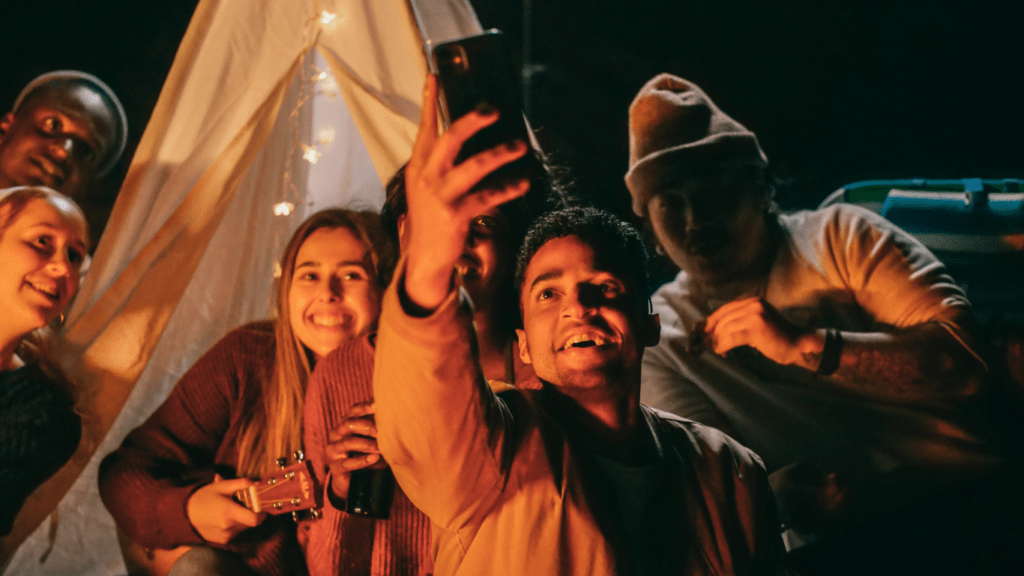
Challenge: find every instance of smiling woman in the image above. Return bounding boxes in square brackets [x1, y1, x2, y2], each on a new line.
[0, 185, 89, 537]
[288, 226, 381, 361]
[98, 208, 384, 576]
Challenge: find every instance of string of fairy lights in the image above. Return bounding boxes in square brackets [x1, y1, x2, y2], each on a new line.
[271, 10, 344, 282]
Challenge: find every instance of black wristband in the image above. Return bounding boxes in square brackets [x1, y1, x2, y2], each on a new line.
[816, 329, 842, 376]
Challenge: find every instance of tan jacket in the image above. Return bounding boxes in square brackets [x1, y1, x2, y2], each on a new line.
[374, 271, 783, 575]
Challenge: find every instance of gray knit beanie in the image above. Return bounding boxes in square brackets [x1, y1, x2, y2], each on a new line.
[625, 73, 767, 217]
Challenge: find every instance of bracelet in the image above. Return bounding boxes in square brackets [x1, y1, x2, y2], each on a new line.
[816, 328, 842, 376]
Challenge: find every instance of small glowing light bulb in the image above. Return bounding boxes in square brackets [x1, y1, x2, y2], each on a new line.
[274, 201, 294, 216]
[320, 11, 338, 31]
[301, 144, 321, 164]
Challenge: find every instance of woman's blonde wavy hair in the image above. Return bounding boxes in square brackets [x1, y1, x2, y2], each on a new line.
[235, 208, 383, 478]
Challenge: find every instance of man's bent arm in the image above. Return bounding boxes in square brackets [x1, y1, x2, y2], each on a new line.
[796, 321, 985, 404]
[707, 205, 986, 405]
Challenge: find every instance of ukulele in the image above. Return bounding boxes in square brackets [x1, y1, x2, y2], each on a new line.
[234, 450, 323, 519]
[117, 451, 322, 576]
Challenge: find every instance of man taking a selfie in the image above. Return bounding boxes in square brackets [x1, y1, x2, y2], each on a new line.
[371, 76, 784, 576]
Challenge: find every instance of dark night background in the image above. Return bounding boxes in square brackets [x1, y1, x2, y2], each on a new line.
[3, 1, 1024, 559]
[3, 1, 1021, 242]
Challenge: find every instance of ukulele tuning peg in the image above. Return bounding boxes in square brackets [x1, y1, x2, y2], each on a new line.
[292, 510, 301, 523]
[276, 457, 287, 469]
[309, 508, 321, 520]
[293, 450, 305, 462]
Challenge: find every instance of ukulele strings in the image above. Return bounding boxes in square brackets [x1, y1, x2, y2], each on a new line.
[254, 474, 293, 496]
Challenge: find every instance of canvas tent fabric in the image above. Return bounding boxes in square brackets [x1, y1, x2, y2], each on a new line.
[1, 0, 481, 574]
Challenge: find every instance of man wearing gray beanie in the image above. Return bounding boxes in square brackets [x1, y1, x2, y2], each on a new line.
[630, 73, 1020, 575]
[0, 70, 128, 198]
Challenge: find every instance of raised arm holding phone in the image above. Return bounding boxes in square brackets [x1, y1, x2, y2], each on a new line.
[369, 73, 783, 576]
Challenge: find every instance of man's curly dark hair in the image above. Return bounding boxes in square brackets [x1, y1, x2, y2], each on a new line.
[515, 206, 651, 316]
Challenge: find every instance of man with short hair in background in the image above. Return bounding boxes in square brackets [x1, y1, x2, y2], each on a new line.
[0, 70, 128, 198]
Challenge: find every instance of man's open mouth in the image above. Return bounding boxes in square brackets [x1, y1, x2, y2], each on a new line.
[560, 333, 609, 350]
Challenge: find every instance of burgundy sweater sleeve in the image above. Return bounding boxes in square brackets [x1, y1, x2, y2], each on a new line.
[98, 324, 274, 549]
[302, 336, 374, 576]
[303, 335, 434, 576]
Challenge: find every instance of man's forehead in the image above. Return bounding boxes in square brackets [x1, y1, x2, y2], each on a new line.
[656, 169, 763, 196]
[524, 235, 624, 284]
[21, 85, 116, 140]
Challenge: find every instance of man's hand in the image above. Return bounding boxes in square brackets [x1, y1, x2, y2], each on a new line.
[185, 474, 266, 544]
[325, 401, 381, 503]
[403, 75, 530, 311]
[704, 296, 823, 369]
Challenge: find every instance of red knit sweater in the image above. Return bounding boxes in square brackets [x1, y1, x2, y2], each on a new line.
[98, 322, 307, 576]
[303, 335, 434, 576]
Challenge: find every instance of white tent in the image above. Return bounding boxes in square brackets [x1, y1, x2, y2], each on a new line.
[1, 1, 480, 573]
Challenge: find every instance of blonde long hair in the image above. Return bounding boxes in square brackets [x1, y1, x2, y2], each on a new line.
[235, 208, 383, 478]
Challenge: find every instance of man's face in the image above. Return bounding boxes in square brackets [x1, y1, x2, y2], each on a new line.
[646, 170, 769, 287]
[0, 85, 117, 197]
[517, 235, 659, 394]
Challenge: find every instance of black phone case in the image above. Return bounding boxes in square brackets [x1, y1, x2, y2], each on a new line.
[431, 30, 534, 188]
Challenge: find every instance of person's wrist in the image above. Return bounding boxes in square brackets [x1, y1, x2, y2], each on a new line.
[795, 330, 827, 370]
[402, 256, 456, 314]
[327, 474, 348, 511]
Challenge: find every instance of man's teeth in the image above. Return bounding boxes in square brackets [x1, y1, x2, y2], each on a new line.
[563, 333, 608, 350]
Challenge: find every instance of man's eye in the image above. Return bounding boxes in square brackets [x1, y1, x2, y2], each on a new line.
[342, 271, 365, 281]
[40, 117, 60, 134]
[67, 249, 84, 265]
[538, 288, 554, 300]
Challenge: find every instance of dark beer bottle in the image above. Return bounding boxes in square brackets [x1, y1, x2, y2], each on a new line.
[346, 459, 395, 518]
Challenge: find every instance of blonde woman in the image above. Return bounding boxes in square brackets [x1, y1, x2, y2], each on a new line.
[0, 186, 88, 536]
[100, 209, 384, 576]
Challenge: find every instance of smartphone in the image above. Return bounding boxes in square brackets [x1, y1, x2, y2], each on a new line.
[431, 30, 535, 188]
